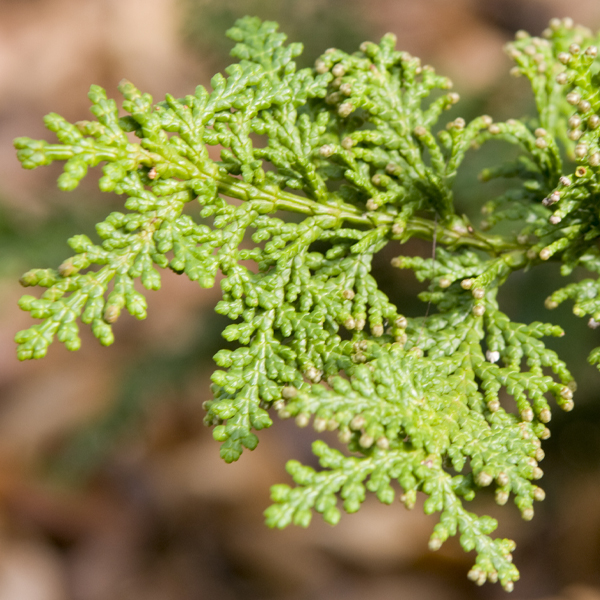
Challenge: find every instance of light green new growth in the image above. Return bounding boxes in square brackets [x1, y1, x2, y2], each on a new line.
[13, 15, 600, 590]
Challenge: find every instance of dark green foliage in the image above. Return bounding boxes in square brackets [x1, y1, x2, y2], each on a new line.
[13, 15, 600, 590]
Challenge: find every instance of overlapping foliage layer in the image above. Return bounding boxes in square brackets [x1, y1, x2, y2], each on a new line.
[14, 15, 600, 590]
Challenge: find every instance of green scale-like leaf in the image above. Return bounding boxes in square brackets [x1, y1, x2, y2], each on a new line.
[15, 15, 600, 591]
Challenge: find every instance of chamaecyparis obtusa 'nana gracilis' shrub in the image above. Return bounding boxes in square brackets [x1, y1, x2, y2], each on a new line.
[13, 14, 600, 590]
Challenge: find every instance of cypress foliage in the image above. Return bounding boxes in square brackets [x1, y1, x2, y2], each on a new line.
[14, 16, 600, 589]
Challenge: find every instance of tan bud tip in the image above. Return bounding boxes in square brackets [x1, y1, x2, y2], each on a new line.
[521, 407, 534, 422]
[352, 351, 366, 363]
[579, 100, 591, 113]
[522, 507, 534, 521]
[58, 261, 76, 278]
[497, 472, 509, 486]
[359, 433, 374, 448]
[428, 537, 442, 551]
[560, 386, 573, 400]
[562, 399, 574, 412]
[314, 59, 328, 74]
[549, 17, 562, 30]
[575, 143, 588, 158]
[338, 429, 352, 443]
[313, 417, 327, 432]
[295, 414, 309, 427]
[350, 415, 366, 430]
[392, 223, 404, 236]
[338, 102, 353, 117]
[372, 324, 384, 337]
[340, 82, 352, 96]
[305, 367, 322, 383]
[395, 315, 408, 329]
[476, 471, 493, 487]
[588, 115, 600, 130]
[366, 198, 379, 211]
[331, 63, 345, 77]
[487, 399, 500, 412]
[394, 333, 407, 345]
[103, 305, 121, 324]
[472, 304, 486, 317]
[319, 144, 334, 157]
[282, 385, 297, 400]
[495, 490, 509, 505]
[376, 436, 389, 450]
[326, 418, 339, 431]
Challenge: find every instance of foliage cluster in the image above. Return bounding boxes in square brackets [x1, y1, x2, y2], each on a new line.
[13, 15, 600, 590]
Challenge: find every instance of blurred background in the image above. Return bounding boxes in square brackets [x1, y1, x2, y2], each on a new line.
[2, 0, 600, 598]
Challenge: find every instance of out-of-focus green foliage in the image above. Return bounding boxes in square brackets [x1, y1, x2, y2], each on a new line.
[181, 0, 366, 69]
[13, 15, 600, 590]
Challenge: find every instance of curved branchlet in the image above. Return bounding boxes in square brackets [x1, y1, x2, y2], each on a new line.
[12, 15, 600, 591]
[495, 19, 600, 368]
